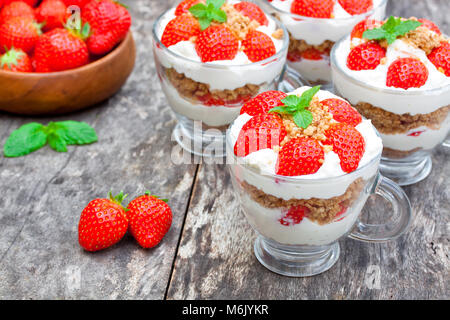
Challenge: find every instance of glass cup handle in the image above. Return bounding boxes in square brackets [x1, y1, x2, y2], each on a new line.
[277, 65, 311, 92]
[349, 173, 412, 243]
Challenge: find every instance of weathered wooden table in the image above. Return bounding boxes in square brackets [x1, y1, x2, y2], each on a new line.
[0, 0, 448, 300]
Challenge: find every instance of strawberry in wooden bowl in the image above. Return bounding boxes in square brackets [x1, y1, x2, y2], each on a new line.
[0, 0, 136, 115]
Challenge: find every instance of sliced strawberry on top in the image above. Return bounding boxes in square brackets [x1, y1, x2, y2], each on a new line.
[234, 113, 286, 157]
[195, 24, 239, 62]
[325, 123, 365, 173]
[161, 14, 200, 47]
[276, 137, 324, 176]
[175, 0, 201, 16]
[351, 19, 382, 39]
[428, 42, 450, 77]
[290, 0, 334, 18]
[347, 42, 386, 71]
[418, 18, 441, 35]
[338, 0, 373, 15]
[386, 57, 429, 89]
[279, 205, 310, 226]
[240, 91, 287, 116]
[321, 98, 362, 127]
[242, 29, 276, 63]
[234, 1, 268, 26]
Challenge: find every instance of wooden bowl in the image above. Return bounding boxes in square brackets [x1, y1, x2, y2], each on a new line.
[0, 32, 136, 115]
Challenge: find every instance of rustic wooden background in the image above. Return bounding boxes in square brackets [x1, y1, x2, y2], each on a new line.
[0, 0, 448, 300]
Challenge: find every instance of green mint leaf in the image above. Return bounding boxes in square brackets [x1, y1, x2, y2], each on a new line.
[363, 28, 388, 41]
[268, 106, 292, 114]
[47, 133, 68, 153]
[293, 110, 313, 129]
[189, 3, 208, 18]
[198, 17, 212, 30]
[211, 9, 227, 23]
[281, 95, 302, 107]
[363, 16, 422, 44]
[208, 0, 225, 9]
[298, 86, 321, 109]
[4, 123, 47, 157]
[52, 121, 98, 145]
[189, 0, 226, 30]
[393, 20, 422, 37]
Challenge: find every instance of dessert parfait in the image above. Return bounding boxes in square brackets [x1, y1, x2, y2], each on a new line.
[226, 86, 411, 276]
[152, 0, 288, 156]
[260, 0, 387, 85]
[331, 16, 450, 185]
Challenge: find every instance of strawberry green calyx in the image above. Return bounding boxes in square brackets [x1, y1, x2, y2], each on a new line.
[33, 22, 45, 36]
[269, 86, 321, 129]
[144, 191, 169, 203]
[66, 18, 91, 40]
[108, 191, 128, 209]
[0, 47, 25, 70]
[363, 16, 422, 45]
[189, 0, 227, 30]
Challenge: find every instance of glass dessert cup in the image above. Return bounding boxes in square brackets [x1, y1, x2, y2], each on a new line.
[331, 37, 450, 186]
[226, 133, 412, 277]
[152, 10, 290, 158]
[258, 0, 387, 89]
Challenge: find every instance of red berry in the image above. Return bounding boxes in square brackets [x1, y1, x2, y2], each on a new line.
[62, 0, 90, 9]
[290, 0, 334, 18]
[240, 90, 287, 116]
[321, 98, 362, 126]
[78, 193, 129, 252]
[351, 19, 382, 39]
[276, 137, 324, 176]
[386, 57, 429, 89]
[0, 17, 42, 54]
[347, 42, 386, 71]
[195, 25, 239, 63]
[2, 0, 38, 7]
[175, 0, 201, 16]
[242, 29, 276, 62]
[0, 1, 35, 25]
[36, 0, 68, 32]
[279, 205, 310, 226]
[325, 123, 365, 173]
[418, 18, 441, 35]
[301, 48, 323, 60]
[1, 47, 32, 72]
[234, 113, 286, 157]
[234, 1, 268, 26]
[161, 14, 200, 47]
[127, 194, 173, 249]
[338, 0, 373, 15]
[428, 42, 450, 77]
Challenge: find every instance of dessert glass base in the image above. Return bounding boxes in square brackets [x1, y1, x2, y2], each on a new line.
[254, 237, 340, 277]
[380, 154, 432, 186]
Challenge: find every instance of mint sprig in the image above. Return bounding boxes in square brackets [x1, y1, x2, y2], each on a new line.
[4, 121, 98, 158]
[189, 0, 227, 30]
[363, 16, 422, 45]
[268, 86, 320, 129]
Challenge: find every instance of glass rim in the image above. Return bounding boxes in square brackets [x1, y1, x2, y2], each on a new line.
[330, 35, 450, 95]
[225, 124, 382, 184]
[151, 7, 290, 69]
[263, 0, 388, 22]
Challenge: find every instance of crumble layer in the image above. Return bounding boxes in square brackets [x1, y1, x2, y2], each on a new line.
[288, 37, 334, 61]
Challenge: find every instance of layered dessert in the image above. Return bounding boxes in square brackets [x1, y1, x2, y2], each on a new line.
[227, 86, 383, 245]
[332, 16, 450, 159]
[153, 0, 287, 129]
[263, 0, 386, 84]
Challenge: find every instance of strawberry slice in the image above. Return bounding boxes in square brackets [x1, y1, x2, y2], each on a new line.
[321, 98, 362, 127]
[338, 0, 373, 15]
[325, 123, 365, 173]
[386, 57, 429, 89]
[301, 48, 323, 60]
[195, 25, 239, 62]
[276, 137, 325, 176]
[290, 0, 334, 18]
[234, 1, 268, 26]
[279, 205, 310, 226]
[240, 91, 287, 116]
[351, 19, 382, 39]
[234, 114, 286, 157]
[428, 42, 449, 77]
[418, 18, 441, 35]
[161, 14, 201, 47]
[242, 29, 276, 62]
[347, 42, 386, 71]
[175, 0, 201, 16]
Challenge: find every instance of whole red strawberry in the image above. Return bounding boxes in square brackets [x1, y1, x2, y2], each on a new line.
[81, 0, 131, 56]
[78, 192, 129, 252]
[161, 14, 200, 47]
[1, 47, 32, 72]
[418, 18, 441, 35]
[0, 1, 35, 25]
[242, 29, 276, 62]
[386, 57, 429, 89]
[234, 1, 268, 26]
[234, 113, 286, 157]
[276, 136, 324, 176]
[325, 123, 365, 173]
[126, 193, 173, 249]
[0, 17, 42, 54]
[34, 26, 89, 72]
[321, 98, 362, 127]
[351, 19, 382, 39]
[338, 0, 373, 15]
[279, 205, 309, 226]
[428, 42, 449, 77]
[195, 25, 239, 62]
[347, 42, 386, 71]
[240, 91, 287, 116]
[62, 0, 90, 9]
[290, 0, 334, 18]
[36, 0, 68, 32]
[175, 0, 201, 16]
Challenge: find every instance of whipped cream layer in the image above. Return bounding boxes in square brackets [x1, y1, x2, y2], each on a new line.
[287, 57, 332, 82]
[155, 3, 287, 91]
[227, 86, 383, 199]
[332, 36, 450, 115]
[266, 0, 386, 45]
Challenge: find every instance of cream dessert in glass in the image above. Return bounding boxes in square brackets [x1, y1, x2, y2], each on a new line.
[152, 0, 289, 157]
[226, 86, 412, 277]
[331, 16, 450, 185]
[258, 0, 387, 87]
